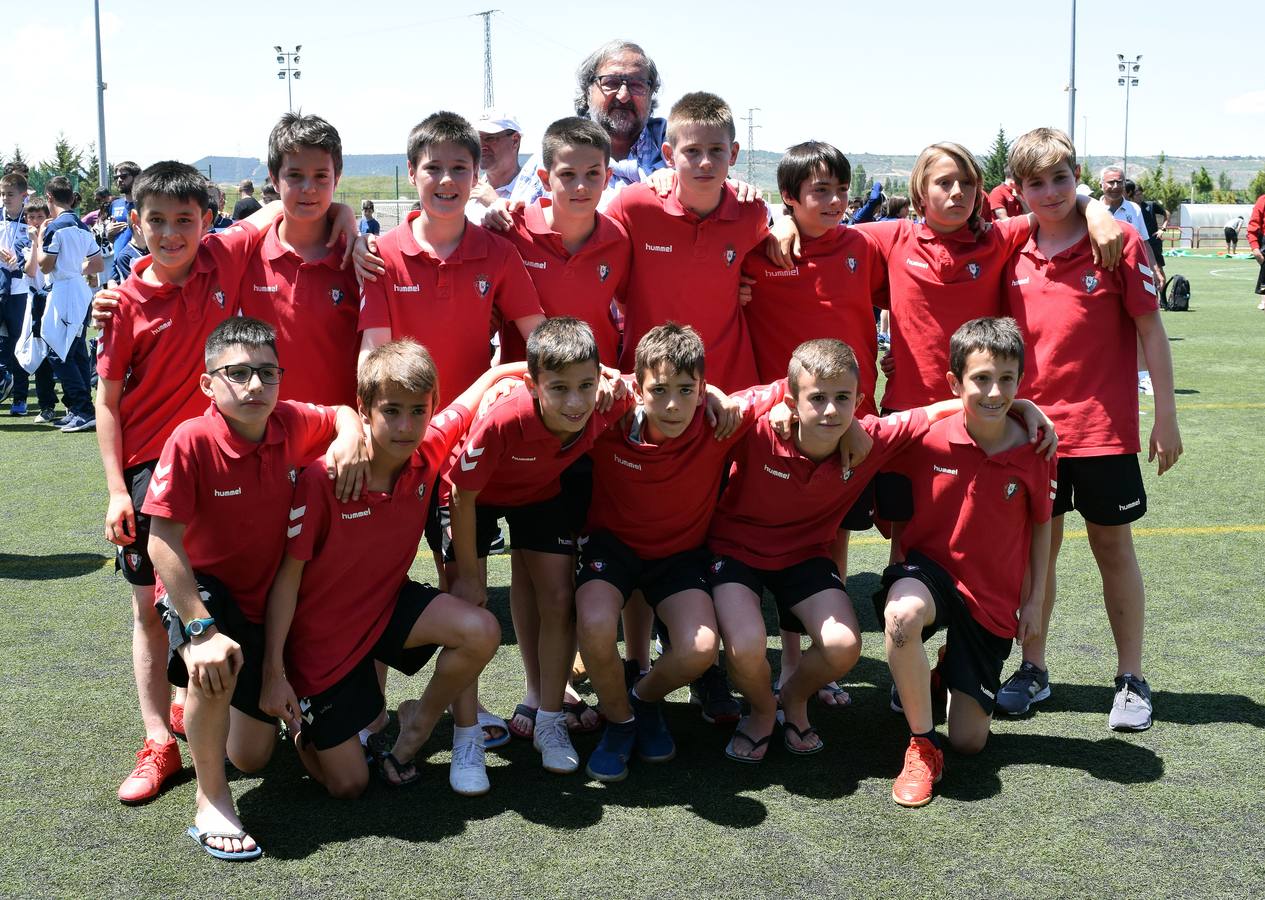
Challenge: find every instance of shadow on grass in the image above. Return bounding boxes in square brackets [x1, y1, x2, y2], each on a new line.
[1030, 683, 1265, 729]
[0, 552, 109, 580]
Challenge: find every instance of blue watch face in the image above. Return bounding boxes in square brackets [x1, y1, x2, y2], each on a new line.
[187, 618, 212, 637]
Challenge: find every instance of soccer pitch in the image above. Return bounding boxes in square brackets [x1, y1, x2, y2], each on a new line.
[1, 254, 1261, 898]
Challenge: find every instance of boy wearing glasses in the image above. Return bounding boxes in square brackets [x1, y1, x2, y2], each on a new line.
[142, 316, 366, 860]
[95, 161, 353, 805]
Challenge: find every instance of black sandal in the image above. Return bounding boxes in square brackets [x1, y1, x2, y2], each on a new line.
[725, 726, 773, 763]
[782, 721, 824, 756]
[376, 751, 420, 786]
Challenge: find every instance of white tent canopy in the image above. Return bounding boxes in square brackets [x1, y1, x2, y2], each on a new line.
[1176, 203, 1253, 247]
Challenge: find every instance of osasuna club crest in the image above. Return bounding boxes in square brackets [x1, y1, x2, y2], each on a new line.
[474, 275, 491, 297]
[1082, 273, 1099, 293]
[417, 483, 427, 500]
[287, 467, 298, 485]
[846, 256, 857, 272]
[724, 245, 736, 267]
[598, 263, 610, 283]
[966, 262, 981, 279]
[1005, 479, 1020, 500]
[212, 289, 226, 308]
[330, 288, 345, 305]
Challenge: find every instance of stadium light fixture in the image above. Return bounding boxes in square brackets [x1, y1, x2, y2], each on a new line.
[1116, 53, 1142, 178]
[275, 44, 302, 111]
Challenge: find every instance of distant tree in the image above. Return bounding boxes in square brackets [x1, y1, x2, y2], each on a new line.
[1217, 171, 1232, 192]
[851, 163, 868, 199]
[1136, 153, 1186, 216]
[1211, 190, 1238, 204]
[82, 142, 101, 191]
[1249, 167, 1265, 200]
[883, 175, 908, 194]
[7, 145, 27, 173]
[1191, 166, 1214, 202]
[1080, 166, 1101, 196]
[41, 133, 85, 182]
[982, 126, 1010, 191]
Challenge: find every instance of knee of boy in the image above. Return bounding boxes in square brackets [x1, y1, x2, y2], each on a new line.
[947, 727, 989, 756]
[820, 634, 862, 673]
[326, 768, 370, 801]
[227, 737, 275, 774]
[883, 595, 927, 634]
[471, 607, 502, 657]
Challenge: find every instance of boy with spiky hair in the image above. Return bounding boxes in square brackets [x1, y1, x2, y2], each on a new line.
[144, 317, 366, 859]
[446, 317, 630, 776]
[238, 112, 361, 406]
[263, 341, 525, 798]
[357, 110, 545, 399]
[604, 91, 767, 394]
[576, 322, 786, 781]
[997, 127, 1181, 731]
[875, 317, 1056, 807]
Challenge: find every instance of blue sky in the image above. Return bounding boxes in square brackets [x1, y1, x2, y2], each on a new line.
[14, 1, 1262, 175]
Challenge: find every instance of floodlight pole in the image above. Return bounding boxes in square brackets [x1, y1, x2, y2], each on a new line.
[741, 108, 761, 187]
[1117, 53, 1141, 177]
[93, 0, 108, 188]
[276, 45, 302, 111]
[1066, 0, 1076, 142]
[474, 11, 499, 108]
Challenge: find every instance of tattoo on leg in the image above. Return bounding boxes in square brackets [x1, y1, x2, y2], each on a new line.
[889, 622, 907, 649]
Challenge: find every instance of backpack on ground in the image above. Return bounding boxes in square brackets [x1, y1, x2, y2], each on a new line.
[1162, 274, 1190, 311]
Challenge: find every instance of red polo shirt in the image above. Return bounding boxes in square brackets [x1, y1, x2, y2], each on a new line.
[988, 183, 1025, 218]
[238, 220, 360, 406]
[446, 381, 632, 508]
[1005, 226, 1158, 457]
[499, 201, 629, 366]
[97, 224, 259, 468]
[883, 411, 1056, 638]
[358, 214, 543, 400]
[742, 225, 887, 417]
[606, 182, 767, 391]
[587, 380, 786, 558]
[857, 216, 1031, 411]
[141, 400, 337, 623]
[283, 403, 472, 696]
[709, 408, 930, 570]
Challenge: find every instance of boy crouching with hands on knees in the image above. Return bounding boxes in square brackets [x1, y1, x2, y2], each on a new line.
[143, 317, 369, 860]
[262, 341, 523, 798]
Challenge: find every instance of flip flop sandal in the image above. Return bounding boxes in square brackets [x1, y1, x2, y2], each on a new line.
[376, 751, 421, 787]
[724, 727, 773, 764]
[507, 703, 538, 740]
[478, 710, 511, 749]
[816, 683, 853, 708]
[187, 826, 263, 861]
[563, 698, 604, 733]
[782, 721, 825, 756]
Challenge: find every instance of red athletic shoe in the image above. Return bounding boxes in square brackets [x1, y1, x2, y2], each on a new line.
[169, 703, 186, 740]
[117, 738, 182, 804]
[892, 736, 944, 808]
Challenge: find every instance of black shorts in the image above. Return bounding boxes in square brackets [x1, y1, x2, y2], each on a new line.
[1053, 454, 1147, 525]
[872, 550, 1012, 716]
[875, 408, 913, 522]
[441, 491, 577, 560]
[839, 477, 877, 532]
[159, 573, 271, 723]
[1225, 227, 1238, 243]
[422, 473, 444, 554]
[116, 460, 157, 586]
[298, 580, 441, 751]
[1148, 237, 1164, 263]
[709, 554, 846, 635]
[575, 530, 710, 608]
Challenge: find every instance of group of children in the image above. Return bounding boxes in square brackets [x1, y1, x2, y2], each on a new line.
[18, 83, 1179, 860]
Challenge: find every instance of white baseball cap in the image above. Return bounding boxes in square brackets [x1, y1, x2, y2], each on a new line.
[475, 109, 522, 134]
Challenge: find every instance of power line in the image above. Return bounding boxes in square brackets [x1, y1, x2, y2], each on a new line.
[741, 108, 762, 186]
[474, 10, 499, 108]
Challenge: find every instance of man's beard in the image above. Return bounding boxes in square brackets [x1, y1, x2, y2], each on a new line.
[592, 103, 645, 144]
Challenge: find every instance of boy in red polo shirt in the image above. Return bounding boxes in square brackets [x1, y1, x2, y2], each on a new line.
[576, 323, 785, 781]
[874, 317, 1056, 808]
[94, 161, 313, 805]
[710, 338, 1055, 762]
[143, 317, 366, 859]
[262, 341, 525, 799]
[997, 128, 1182, 731]
[357, 110, 545, 398]
[498, 116, 630, 367]
[238, 113, 361, 406]
[604, 91, 767, 393]
[446, 317, 630, 776]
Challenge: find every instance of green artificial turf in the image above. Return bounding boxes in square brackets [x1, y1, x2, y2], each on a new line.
[0, 254, 1261, 898]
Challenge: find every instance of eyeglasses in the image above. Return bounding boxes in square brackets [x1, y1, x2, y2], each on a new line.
[211, 364, 284, 385]
[594, 74, 651, 96]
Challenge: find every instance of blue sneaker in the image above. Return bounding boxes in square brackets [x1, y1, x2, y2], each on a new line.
[9, 400, 27, 416]
[60, 413, 97, 433]
[629, 690, 675, 763]
[585, 720, 637, 782]
[996, 661, 1051, 716]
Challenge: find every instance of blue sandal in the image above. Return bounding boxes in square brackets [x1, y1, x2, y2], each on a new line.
[187, 825, 263, 861]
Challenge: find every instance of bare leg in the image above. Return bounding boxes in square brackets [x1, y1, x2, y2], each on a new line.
[1086, 522, 1146, 677]
[714, 583, 776, 758]
[1020, 514, 1063, 671]
[508, 550, 542, 733]
[883, 578, 938, 735]
[945, 689, 991, 755]
[635, 590, 717, 703]
[780, 589, 861, 750]
[576, 580, 632, 722]
[184, 665, 255, 855]
[621, 591, 654, 672]
[519, 550, 576, 715]
[133, 585, 173, 744]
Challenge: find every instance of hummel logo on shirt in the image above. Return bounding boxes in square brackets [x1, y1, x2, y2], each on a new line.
[523, 260, 547, 270]
[645, 243, 673, 253]
[342, 509, 372, 520]
[1010, 277, 1030, 287]
[763, 267, 799, 277]
[511, 455, 537, 462]
[932, 465, 958, 476]
[393, 284, 420, 292]
[614, 454, 642, 471]
[252, 284, 278, 292]
[150, 319, 173, 336]
[214, 487, 242, 497]
[906, 258, 930, 269]
[763, 464, 790, 480]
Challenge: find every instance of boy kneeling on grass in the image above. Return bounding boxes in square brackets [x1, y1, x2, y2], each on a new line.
[262, 341, 524, 798]
[874, 317, 1056, 808]
[144, 317, 368, 860]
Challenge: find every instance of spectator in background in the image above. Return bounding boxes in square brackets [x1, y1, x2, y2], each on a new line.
[1126, 180, 1167, 281]
[1224, 213, 1244, 254]
[468, 110, 524, 217]
[81, 188, 114, 228]
[1248, 192, 1265, 309]
[260, 183, 279, 204]
[359, 199, 379, 235]
[848, 181, 884, 225]
[207, 185, 233, 231]
[107, 161, 140, 258]
[881, 195, 911, 221]
[232, 179, 262, 220]
[988, 169, 1026, 219]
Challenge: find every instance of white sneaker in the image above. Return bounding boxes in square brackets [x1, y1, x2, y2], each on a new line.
[533, 712, 579, 774]
[1257, 297, 1265, 311]
[1137, 373, 1154, 396]
[449, 735, 490, 796]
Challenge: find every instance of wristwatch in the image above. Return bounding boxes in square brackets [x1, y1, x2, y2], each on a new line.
[184, 617, 216, 639]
